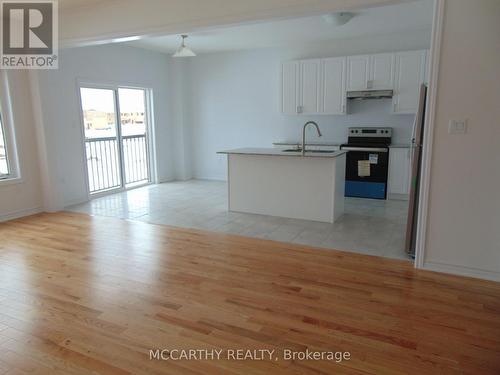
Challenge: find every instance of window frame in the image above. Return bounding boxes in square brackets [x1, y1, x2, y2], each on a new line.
[0, 71, 20, 183]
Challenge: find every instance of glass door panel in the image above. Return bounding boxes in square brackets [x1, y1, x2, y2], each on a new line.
[80, 87, 122, 194]
[118, 88, 150, 186]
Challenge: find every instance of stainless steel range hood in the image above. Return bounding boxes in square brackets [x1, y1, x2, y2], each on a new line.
[347, 89, 393, 100]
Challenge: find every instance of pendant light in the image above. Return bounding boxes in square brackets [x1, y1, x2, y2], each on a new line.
[173, 35, 196, 57]
[322, 12, 355, 26]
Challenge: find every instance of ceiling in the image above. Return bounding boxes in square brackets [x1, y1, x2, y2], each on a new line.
[126, 0, 433, 55]
[58, 0, 108, 11]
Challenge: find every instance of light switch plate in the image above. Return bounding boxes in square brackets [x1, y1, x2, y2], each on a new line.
[448, 119, 468, 135]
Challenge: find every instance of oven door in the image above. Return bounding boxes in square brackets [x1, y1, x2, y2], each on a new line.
[341, 146, 389, 199]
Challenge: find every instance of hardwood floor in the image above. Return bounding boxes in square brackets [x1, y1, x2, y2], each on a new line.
[0, 212, 499, 375]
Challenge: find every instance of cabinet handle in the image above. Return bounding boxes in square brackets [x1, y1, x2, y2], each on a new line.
[342, 104, 346, 113]
[393, 102, 397, 112]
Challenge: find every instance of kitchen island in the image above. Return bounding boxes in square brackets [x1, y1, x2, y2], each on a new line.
[217, 148, 347, 223]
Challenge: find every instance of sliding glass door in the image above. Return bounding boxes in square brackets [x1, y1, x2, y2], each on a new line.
[79, 86, 151, 195]
[118, 88, 150, 186]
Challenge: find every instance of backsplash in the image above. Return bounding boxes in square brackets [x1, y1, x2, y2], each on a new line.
[280, 99, 415, 145]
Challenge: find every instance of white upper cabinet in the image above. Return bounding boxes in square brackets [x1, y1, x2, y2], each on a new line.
[393, 50, 427, 114]
[347, 53, 393, 90]
[299, 59, 321, 114]
[281, 58, 345, 115]
[370, 53, 394, 89]
[281, 61, 299, 115]
[346, 55, 370, 91]
[281, 49, 428, 115]
[321, 57, 346, 115]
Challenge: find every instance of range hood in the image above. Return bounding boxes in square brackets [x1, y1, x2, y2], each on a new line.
[347, 89, 393, 100]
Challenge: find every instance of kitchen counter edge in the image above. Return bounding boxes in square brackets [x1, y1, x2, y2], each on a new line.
[217, 148, 347, 158]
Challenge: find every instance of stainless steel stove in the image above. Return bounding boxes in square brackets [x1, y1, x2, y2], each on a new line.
[340, 127, 392, 199]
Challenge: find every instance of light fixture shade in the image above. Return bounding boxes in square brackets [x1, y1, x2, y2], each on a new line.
[322, 12, 355, 26]
[173, 35, 196, 57]
[173, 46, 196, 57]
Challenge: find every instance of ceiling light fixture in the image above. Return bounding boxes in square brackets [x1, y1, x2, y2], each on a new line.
[322, 12, 355, 26]
[173, 35, 196, 57]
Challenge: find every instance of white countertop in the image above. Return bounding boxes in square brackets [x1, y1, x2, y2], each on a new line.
[273, 141, 342, 147]
[274, 141, 411, 148]
[218, 148, 347, 158]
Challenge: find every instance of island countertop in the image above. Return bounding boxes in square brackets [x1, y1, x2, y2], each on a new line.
[217, 148, 347, 158]
[273, 141, 342, 147]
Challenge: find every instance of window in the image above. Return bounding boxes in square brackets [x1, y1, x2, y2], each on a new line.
[0, 114, 10, 178]
[0, 72, 19, 182]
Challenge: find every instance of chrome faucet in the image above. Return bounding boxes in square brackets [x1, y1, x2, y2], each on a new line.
[302, 121, 322, 155]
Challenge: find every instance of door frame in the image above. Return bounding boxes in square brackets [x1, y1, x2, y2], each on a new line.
[76, 79, 156, 200]
[413, 0, 445, 269]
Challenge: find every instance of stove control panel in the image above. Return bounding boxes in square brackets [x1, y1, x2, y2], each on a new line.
[348, 127, 392, 137]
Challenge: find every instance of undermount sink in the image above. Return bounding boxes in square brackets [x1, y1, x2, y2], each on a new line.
[282, 148, 335, 153]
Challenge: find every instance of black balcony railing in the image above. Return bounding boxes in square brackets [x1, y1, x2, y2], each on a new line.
[85, 134, 149, 194]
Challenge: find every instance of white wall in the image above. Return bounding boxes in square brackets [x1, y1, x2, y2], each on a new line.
[0, 71, 43, 220]
[423, 0, 500, 280]
[185, 31, 430, 180]
[34, 44, 174, 208]
[169, 60, 193, 180]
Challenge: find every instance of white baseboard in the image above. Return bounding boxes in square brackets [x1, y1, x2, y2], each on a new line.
[423, 261, 500, 282]
[0, 206, 43, 222]
[157, 177, 177, 184]
[388, 193, 409, 201]
[64, 197, 89, 208]
[192, 174, 227, 182]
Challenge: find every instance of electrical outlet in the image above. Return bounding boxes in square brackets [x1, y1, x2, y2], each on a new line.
[448, 119, 468, 135]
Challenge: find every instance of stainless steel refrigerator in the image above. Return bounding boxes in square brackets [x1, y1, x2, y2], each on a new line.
[405, 84, 427, 257]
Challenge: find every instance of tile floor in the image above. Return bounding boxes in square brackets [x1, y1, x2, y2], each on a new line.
[67, 180, 411, 260]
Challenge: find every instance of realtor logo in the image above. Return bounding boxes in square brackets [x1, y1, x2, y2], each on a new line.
[1, 0, 58, 69]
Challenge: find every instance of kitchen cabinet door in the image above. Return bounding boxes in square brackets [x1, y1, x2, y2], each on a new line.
[393, 50, 427, 114]
[346, 55, 370, 91]
[299, 59, 321, 114]
[388, 147, 411, 197]
[322, 57, 346, 115]
[281, 61, 299, 114]
[370, 53, 394, 89]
